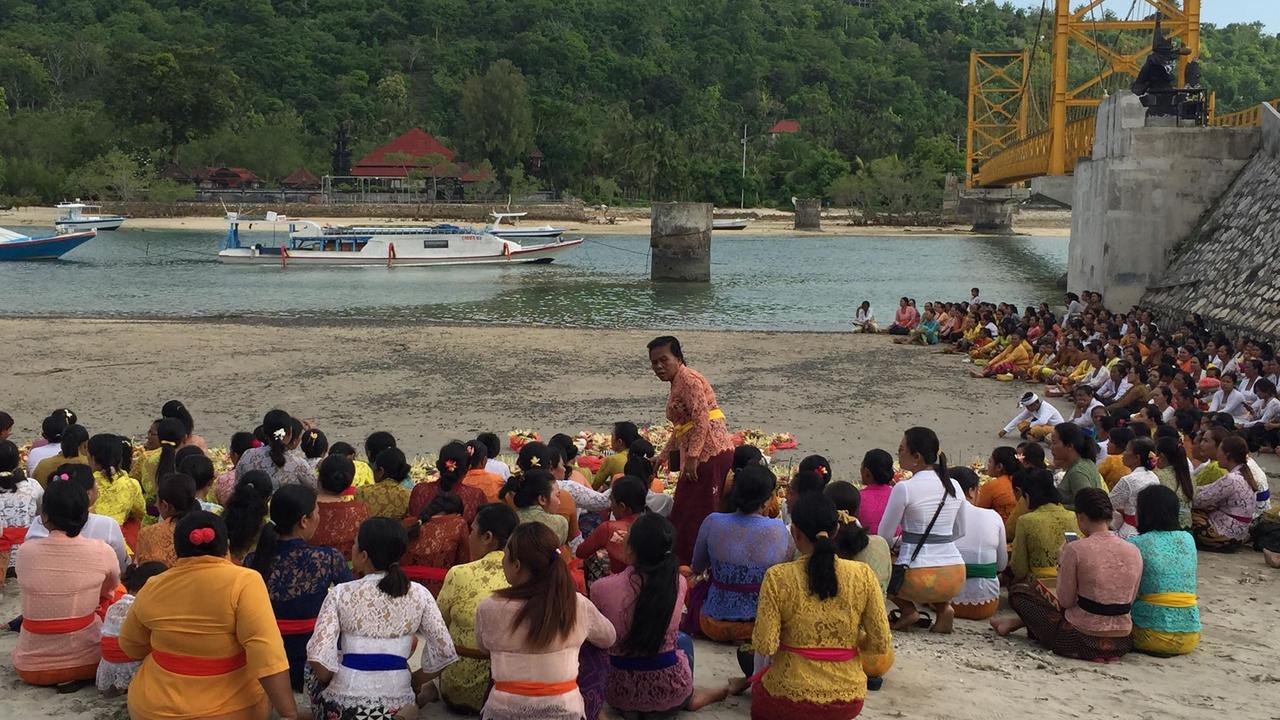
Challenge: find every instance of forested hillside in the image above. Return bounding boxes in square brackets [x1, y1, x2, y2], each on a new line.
[0, 0, 1276, 208]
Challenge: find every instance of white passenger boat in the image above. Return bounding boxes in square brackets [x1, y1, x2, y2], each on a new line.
[712, 218, 751, 231]
[484, 211, 567, 241]
[55, 201, 126, 232]
[218, 212, 582, 267]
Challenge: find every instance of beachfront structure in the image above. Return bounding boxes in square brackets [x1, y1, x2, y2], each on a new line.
[324, 128, 492, 202]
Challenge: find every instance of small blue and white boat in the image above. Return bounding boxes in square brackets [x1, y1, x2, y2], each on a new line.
[55, 201, 126, 232]
[0, 227, 97, 261]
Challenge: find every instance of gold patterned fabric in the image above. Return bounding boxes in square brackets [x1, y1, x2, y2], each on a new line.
[1010, 504, 1077, 582]
[93, 471, 146, 526]
[435, 551, 509, 712]
[355, 480, 411, 520]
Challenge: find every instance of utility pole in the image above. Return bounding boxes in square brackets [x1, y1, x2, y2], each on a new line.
[740, 123, 748, 209]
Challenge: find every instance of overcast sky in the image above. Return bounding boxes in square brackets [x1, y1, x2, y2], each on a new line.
[1016, 1, 1277, 33]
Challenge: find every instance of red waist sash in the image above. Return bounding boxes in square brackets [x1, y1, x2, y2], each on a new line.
[0, 526, 28, 552]
[100, 635, 134, 664]
[1123, 513, 1138, 527]
[493, 678, 578, 697]
[402, 565, 449, 584]
[151, 649, 248, 677]
[1225, 512, 1253, 524]
[709, 577, 761, 594]
[276, 617, 317, 635]
[23, 613, 95, 634]
[747, 643, 860, 686]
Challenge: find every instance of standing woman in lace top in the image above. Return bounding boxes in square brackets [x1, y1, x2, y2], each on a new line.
[648, 336, 736, 564]
[307, 517, 457, 719]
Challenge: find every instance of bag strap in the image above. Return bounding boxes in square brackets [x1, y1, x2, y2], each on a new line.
[907, 493, 948, 564]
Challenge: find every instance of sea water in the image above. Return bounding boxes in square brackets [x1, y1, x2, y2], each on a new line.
[0, 228, 1066, 331]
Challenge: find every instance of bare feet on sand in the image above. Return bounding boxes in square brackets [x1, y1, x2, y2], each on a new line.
[891, 611, 923, 632]
[727, 676, 751, 696]
[930, 604, 955, 634]
[689, 686, 732, 710]
[989, 616, 1024, 636]
[1265, 549, 1280, 569]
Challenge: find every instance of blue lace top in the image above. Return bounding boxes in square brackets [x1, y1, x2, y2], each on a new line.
[1127, 531, 1200, 634]
[692, 513, 792, 621]
[245, 538, 353, 621]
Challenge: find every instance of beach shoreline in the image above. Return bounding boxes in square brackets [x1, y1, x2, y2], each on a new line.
[0, 319, 1273, 720]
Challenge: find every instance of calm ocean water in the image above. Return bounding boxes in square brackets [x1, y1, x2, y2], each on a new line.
[0, 226, 1067, 331]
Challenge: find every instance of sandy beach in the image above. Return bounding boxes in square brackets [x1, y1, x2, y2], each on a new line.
[1, 206, 1073, 238]
[0, 320, 1274, 719]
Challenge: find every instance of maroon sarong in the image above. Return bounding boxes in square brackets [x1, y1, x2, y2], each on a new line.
[670, 449, 733, 564]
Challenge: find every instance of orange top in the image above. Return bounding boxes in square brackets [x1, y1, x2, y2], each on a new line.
[463, 468, 506, 503]
[974, 475, 1018, 522]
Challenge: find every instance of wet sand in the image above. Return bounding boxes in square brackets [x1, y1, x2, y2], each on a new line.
[0, 319, 1274, 719]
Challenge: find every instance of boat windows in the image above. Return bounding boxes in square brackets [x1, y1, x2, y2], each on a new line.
[422, 239, 449, 249]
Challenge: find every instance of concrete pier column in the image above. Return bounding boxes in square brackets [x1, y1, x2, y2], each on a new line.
[651, 202, 712, 282]
[970, 198, 1019, 234]
[794, 198, 822, 230]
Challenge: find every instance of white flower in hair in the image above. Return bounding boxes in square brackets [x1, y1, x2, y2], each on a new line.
[273, 428, 287, 441]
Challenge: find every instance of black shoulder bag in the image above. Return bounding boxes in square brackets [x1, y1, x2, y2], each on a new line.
[887, 494, 948, 596]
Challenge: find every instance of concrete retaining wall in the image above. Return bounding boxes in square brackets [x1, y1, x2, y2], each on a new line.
[1068, 92, 1258, 309]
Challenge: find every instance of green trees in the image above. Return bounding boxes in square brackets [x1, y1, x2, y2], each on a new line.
[106, 49, 240, 153]
[459, 60, 534, 189]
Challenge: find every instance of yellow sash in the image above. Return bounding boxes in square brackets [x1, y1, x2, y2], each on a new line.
[1032, 566, 1058, 579]
[673, 409, 725, 437]
[1139, 592, 1197, 608]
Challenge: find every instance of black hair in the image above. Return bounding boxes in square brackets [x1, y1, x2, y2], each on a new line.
[118, 437, 135, 474]
[729, 465, 776, 513]
[466, 439, 489, 470]
[175, 511, 230, 558]
[1128, 436, 1158, 471]
[179, 453, 215, 493]
[301, 429, 329, 459]
[1220, 436, 1259, 492]
[357, 517, 411, 598]
[0, 411, 11, 434]
[473, 503, 520, 550]
[790, 470, 828, 497]
[623, 439, 656, 480]
[825, 481, 869, 558]
[374, 447, 410, 483]
[261, 409, 294, 468]
[122, 561, 167, 594]
[43, 475, 90, 536]
[41, 413, 68, 443]
[477, 432, 501, 460]
[516, 441, 554, 475]
[157, 472, 198, 520]
[1108, 426, 1135, 453]
[1157, 435, 1194, 504]
[1154, 424, 1180, 441]
[88, 433, 124, 483]
[1129, 420, 1153, 439]
[59, 423, 89, 459]
[437, 441, 469, 492]
[229, 432, 257, 460]
[798, 454, 832, 482]
[949, 466, 981, 494]
[174, 444, 203, 468]
[1054, 422, 1097, 461]
[904, 426, 952, 497]
[364, 431, 397, 470]
[329, 441, 356, 458]
[647, 335, 685, 363]
[613, 422, 640, 447]
[504, 468, 555, 509]
[410, 491, 464, 539]
[161, 400, 195, 436]
[252, 484, 318, 579]
[620, 512, 681, 656]
[1022, 468, 1061, 509]
[609, 475, 647, 514]
[1136, 484, 1182, 533]
[1073, 487, 1113, 522]
[860, 448, 895, 486]
[0, 440, 26, 493]
[155, 418, 187, 479]
[53, 463, 95, 493]
[732, 444, 765, 471]
[548, 433, 579, 464]
[318, 454, 356, 494]
[791, 493, 840, 600]
[224, 470, 273, 557]
[990, 446, 1022, 477]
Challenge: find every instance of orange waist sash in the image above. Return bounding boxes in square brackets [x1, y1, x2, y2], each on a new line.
[23, 613, 95, 634]
[493, 679, 579, 697]
[150, 649, 248, 677]
[100, 635, 134, 664]
[276, 618, 317, 635]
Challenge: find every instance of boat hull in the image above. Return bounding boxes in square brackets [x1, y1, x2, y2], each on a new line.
[490, 229, 566, 240]
[0, 230, 97, 261]
[712, 219, 750, 230]
[218, 238, 583, 266]
[57, 218, 125, 232]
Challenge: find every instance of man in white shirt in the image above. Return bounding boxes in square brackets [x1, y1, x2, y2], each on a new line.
[1243, 379, 1280, 452]
[477, 432, 511, 480]
[969, 287, 983, 307]
[1068, 386, 1104, 431]
[1094, 364, 1131, 403]
[1001, 392, 1065, 440]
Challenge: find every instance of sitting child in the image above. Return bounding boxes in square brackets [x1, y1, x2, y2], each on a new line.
[97, 561, 167, 695]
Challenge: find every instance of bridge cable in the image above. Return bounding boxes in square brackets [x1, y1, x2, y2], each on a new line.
[1023, 0, 1049, 131]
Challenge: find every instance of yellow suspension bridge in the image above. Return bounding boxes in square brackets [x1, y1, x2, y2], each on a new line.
[967, 0, 1279, 189]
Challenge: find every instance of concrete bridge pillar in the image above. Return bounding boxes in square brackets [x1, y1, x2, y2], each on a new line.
[958, 187, 1029, 234]
[651, 202, 712, 282]
[794, 199, 822, 230]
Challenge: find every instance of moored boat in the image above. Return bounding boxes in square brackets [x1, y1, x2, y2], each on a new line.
[712, 218, 752, 231]
[0, 227, 97, 261]
[218, 212, 582, 267]
[55, 201, 126, 232]
[484, 211, 567, 241]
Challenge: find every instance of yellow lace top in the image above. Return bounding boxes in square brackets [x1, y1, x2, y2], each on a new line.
[436, 551, 509, 711]
[93, 470, 145, 526]
[1010, 503, 1077, 581]
[136, 448, 162, 498]
[353, 459, 375, 489]
[355, 480, 411, 519]
[752, 557, 891, 703]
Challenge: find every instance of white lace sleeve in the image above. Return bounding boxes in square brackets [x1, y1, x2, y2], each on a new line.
[414, 587, 459, 674]
[559, 480, 611, 512]
[306, 586, 343, 672]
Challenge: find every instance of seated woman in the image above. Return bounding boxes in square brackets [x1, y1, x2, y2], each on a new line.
[12, 478, 120, 690]
[135, 473, 199, 566]
[234, 410, 314, 489]
[87, 433, 145, 539]
[504, 469, 569, 545]
[1153, 436, 1195, 531]
[1025, 340, 1060, 384]
[356, 447, 413, 519]
[475, 522, 616, 720]
[309, 455, 370, 560]
[894, 309, 940, 346]
[408, 442, 487, 526]
[973, 328, 1033, 379]
[576, 476, 648, 576]
[1192, 436, 1258, 552]
[691, 466, 792, 643]
[32, 423, 90, 486]
[826, 482, 894, 688]
[436, 503, 519, 714]
[0, 439, 44, 582]
[402, 492, 471, 595]
[1128, 486, 1201, 657]
[1106, 364, 1152, 417]
[1096, 427, 1135, 491]
[855, 449, 896, 535]
[886, 297, 917, 336]
[950, 468, 1008, 621]
[1008, 469, 1077, 583]
[461, 439, 505, 502]
[244, 484, 352, 692]
[992, 488, 1142, 662]
[307, 517, 458, 718]
[119, 512, 302, 720]
[1109, 436, 1162, 538]
[975, 447, 1020, 522]
[592, 512, 728, 717]
[747, 493, 892, 720]
[852, 301, 877, 333]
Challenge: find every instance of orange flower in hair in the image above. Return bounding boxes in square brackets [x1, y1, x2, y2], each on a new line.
[444, 459, 457, 472]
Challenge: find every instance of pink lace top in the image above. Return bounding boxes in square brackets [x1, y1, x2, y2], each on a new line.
[663, 365, 735, 464]
[590, 568, 692, 712]
[1057, 530, 1142, 637]
[856, 484, 895, 536]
